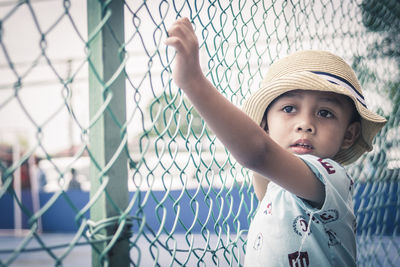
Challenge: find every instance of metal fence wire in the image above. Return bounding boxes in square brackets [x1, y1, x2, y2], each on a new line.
[0, 0, 399, 266]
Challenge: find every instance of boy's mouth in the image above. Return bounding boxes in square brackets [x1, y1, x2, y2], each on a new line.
[290, 139, 314, 154]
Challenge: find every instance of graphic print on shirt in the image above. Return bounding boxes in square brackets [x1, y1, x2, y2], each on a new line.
[288, 251, 310, 267]
[306, 212, 320, 225]
[348, 176, 354, 192]
[318, 158, 336, 174]
[253, 233, 263, 250]
[325, 228, 340, 247]
[263, 202, 272, 215]
[318, 209, 339, 224]
[293, 215, 311, 236]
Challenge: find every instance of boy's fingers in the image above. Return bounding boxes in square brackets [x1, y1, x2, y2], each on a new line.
[166, 24, 184, 38]
[165, 17, 198, 56]
[164, 36, 182, 50]
[167, 17, 194, 37]
[168, 22, 192, 37]
[176, 17, 191, 27]
[180, 18, 195, 34]
[178, 17, 193, 29]
[165, 38, 190, 57]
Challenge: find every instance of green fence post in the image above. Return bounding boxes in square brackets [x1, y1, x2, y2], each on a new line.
[87, 0, 129, 266]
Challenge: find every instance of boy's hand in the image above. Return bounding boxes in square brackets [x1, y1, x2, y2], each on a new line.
[165, 17, 204, 90]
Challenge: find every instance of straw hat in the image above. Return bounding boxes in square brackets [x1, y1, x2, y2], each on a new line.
[242, 50, 387, 165]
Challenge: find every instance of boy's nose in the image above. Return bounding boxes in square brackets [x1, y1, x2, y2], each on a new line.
[295, 120, 315, 134]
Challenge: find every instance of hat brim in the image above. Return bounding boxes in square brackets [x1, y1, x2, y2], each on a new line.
[242, 71, 387, 165]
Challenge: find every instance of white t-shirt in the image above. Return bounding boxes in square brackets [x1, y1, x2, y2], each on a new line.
[245, 154, 357, 267]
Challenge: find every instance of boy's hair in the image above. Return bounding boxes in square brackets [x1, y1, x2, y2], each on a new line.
[242, 50, 386, 165]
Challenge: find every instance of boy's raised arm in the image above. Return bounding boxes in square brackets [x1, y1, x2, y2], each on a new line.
[165, 18, 324, 206]
[165, 18, 270, 167]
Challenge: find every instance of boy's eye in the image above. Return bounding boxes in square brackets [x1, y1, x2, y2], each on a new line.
[282, 106, 295, 113]
[318, 109, 334, 118]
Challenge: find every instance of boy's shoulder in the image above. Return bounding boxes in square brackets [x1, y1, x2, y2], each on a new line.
[298, 154, 346, 177]
[298, 154, 353, 193]
[297, 154, 354, 208]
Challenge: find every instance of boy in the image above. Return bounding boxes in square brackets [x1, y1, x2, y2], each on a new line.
[165, 18, 386, 266]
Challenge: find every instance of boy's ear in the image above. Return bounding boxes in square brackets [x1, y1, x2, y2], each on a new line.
[260, 115, 269, 132]
[341, 121, 361, 150]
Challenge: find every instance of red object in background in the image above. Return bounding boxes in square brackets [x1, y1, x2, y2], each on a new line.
[0, 144, 31, 189]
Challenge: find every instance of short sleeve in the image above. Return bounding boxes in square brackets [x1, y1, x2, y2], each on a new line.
[296, 154, 353, 213]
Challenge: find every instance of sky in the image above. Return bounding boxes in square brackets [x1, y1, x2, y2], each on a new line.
[0, 0, 191, 155]
[0, 0, 89, 154]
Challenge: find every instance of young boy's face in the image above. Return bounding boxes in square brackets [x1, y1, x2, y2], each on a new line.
[265, 90, 360, 159]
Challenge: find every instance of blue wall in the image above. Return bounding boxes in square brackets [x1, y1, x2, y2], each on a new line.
[0, 182, 398, 235]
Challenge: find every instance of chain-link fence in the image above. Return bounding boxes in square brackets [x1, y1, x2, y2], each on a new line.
[0, 0, 399, 266]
